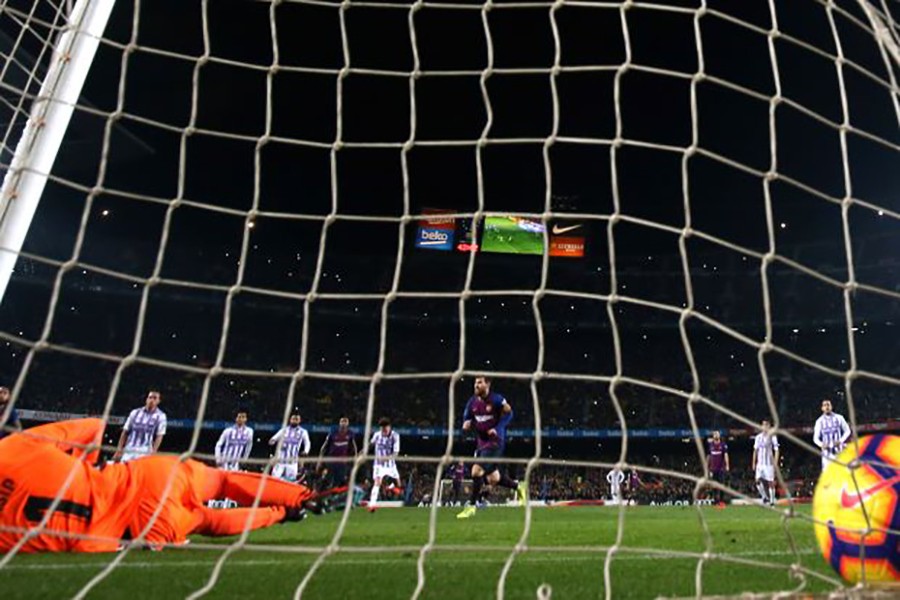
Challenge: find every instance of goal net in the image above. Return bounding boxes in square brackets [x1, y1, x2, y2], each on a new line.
[0, 0, 898, 598]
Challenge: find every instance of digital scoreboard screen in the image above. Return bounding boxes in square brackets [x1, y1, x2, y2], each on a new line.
[415, 210, 585, 258]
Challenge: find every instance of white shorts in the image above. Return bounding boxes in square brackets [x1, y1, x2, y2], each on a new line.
[821, 451, 842, 472]
[272, 463, 298, 482]
[373, 463, 400, 482]
[755, 465, 774, 482]
[121, 450, 150, 463]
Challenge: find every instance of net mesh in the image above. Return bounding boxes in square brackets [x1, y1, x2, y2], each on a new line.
[0, 0, 898, 598]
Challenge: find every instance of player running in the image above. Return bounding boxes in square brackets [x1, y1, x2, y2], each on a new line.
[0, 419, 323, 553]
[751, 419, 779, 506]
[813, 399, 851, 472]
[368, 417, 400, 512]
[457, 376, 526, 519]
[215, 409, 254, 471]
[112, 390, 167, 463]
[268, 411, 311, 482]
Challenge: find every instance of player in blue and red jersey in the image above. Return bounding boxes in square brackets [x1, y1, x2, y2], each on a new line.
[456, 376, 526, 519]
[316, 417, 357, 489]
[706, 430, 731, 505]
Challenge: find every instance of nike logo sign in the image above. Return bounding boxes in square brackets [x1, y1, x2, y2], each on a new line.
[840, 475, 900, 508]
[551, 224, 582, 235]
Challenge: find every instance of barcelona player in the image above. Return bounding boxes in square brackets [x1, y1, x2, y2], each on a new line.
[456, 376, 526, 519]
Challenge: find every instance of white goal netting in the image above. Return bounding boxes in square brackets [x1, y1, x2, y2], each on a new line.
[0, 0, 899, 598]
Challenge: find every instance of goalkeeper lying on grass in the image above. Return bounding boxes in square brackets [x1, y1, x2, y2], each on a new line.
[0, 419, 328, 552]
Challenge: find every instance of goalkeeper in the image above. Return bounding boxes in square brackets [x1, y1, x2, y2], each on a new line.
[0, 419, 322, 553]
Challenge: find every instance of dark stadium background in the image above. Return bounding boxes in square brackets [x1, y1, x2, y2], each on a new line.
[0, 0, 897, 503]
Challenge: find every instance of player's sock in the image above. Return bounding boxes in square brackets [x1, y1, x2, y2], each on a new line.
[496, 474, 518, 489]
[470, 476, 484, 505]
[369, 484, 380, 506]
[756, 481, 767, 502]
[768, 487, 776, 504]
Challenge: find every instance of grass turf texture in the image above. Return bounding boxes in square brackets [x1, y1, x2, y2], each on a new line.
[481, 217, 545, 255]
[0, 506, 842, 599]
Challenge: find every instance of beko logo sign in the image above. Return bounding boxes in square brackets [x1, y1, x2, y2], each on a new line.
[416, 227, 454, 250]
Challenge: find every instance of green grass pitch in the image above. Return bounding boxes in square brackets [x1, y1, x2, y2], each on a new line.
[482, 217, 545, 255]
[0, 506, 841, 599]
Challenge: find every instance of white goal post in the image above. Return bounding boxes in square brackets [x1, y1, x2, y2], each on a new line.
[0, 1, 899, 599]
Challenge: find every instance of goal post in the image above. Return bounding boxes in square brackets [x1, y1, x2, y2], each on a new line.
[0, 0, 898, 598]
[0, 0, 115, 304]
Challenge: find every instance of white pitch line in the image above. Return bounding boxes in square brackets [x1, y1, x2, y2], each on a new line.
[2, 549, 818, 571]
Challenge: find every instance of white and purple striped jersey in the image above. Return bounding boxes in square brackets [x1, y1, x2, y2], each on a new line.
[215, 425, 254, 470]
[122, 407, 167, 457]
[269, 425, 310, 463]
[371, 430, 400, 467]
[753, 432, 779, 468]
[606, 469, 625, 494]
[814, 412, 851, 456]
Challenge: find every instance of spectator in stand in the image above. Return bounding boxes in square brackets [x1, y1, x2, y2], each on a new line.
[0, 386, 22, 439]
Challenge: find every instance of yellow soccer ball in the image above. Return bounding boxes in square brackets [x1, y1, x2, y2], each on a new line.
[812, 434, 900, 584]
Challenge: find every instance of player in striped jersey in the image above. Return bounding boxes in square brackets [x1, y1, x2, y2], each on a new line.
[113, 390, 167, 463]
[368, 417, 400, 512]
[751, 419, 779, 506]
[606, 468, 625, 504]
[215, 409, 253, 471]
[268, 411, 311, 482]
[813, 399, 851, 472]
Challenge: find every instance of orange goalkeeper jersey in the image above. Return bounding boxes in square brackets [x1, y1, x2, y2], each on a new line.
[0, 419, 141, 553]
[1, 419, 316, 553]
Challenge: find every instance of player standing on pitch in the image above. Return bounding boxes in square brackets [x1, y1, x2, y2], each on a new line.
[112, 390, 167, 463]
[606, 468, 625, 504]
[813, 399, 851, 472]
[316, 416, 357, 489]
[268, 410, 311, 482]
[456, 376, 526, 519]
[215, 409, 254, 471]
[368, 417, 400, 512]
[706, 430, 730, 505]
[751, 419, 779, 506]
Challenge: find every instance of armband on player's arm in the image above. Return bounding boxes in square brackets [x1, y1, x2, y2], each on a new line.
[497, 402, 513, 429]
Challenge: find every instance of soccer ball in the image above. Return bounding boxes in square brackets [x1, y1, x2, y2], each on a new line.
[812, 434, 900, 584]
